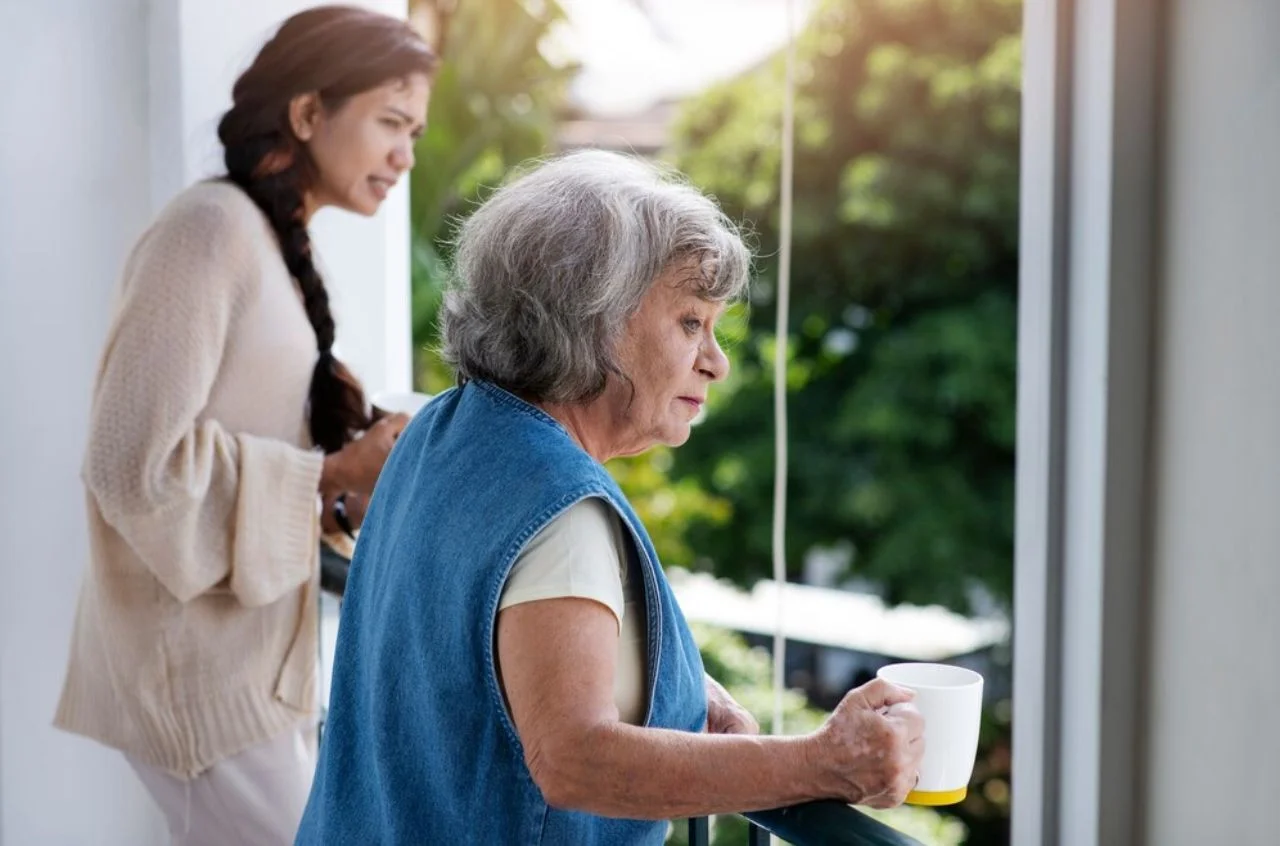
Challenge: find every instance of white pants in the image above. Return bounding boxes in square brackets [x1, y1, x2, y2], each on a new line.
[126, 725, 317, 846]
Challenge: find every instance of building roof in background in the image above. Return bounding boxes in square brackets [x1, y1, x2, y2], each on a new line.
[556, 101, 677, 154]
[669, 569, 1011, 661]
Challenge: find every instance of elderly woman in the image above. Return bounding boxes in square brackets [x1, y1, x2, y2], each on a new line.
[295, 151, 924, 844]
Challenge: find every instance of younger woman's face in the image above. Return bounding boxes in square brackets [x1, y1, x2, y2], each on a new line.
[292, 73, 430, 218]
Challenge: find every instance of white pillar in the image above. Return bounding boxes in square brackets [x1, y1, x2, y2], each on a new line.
[0, 1, 409, 842]
[0, 1, 169, 842]
[1014, 0, 1160, 844]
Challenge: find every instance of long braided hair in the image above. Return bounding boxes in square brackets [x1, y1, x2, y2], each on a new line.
[216, 6, 436, 453]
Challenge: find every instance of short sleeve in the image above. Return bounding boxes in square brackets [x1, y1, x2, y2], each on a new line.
[498, 498, 626, 629]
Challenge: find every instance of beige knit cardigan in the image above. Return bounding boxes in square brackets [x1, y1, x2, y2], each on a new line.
[55, 181, 328, 779]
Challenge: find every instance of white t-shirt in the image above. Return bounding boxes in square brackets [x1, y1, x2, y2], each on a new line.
[498, 499, 649, 725]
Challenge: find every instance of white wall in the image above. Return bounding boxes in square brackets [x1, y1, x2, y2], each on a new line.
[1144, 1, 1280, 842]
[0, 0, 169, 842]
[0, 0, 409, 842]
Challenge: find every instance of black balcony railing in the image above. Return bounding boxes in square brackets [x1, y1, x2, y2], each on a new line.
[687, 801, 925, 846]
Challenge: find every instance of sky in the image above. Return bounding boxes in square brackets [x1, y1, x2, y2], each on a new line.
[548, 0, 817, 116]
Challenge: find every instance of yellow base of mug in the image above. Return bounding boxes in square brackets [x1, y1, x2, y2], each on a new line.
[905, 787, 967, 806]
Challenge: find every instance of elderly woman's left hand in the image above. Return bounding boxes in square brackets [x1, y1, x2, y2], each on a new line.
[704, 674, 759, 735]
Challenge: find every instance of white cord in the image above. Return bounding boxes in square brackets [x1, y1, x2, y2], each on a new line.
[771, 0, 797, 739]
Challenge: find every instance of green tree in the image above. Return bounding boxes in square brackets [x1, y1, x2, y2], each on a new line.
[669, 0, 1022, 614]
[409, 0, 577, 393]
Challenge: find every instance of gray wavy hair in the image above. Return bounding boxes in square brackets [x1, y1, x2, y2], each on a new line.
[440, 150, 751, 403]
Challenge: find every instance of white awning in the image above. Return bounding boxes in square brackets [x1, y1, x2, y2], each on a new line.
[668, 569, 1010, 662]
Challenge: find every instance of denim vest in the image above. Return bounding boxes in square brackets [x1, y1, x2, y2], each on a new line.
[296, 381, 707, 845]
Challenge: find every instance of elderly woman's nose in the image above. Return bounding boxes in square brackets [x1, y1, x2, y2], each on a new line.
[699, 338, 730, 381]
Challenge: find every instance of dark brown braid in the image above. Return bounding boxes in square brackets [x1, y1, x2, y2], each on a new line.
[215, 5, 437, 453]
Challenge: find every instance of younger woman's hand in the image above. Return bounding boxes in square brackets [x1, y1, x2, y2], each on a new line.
[321, 412, 410, 495]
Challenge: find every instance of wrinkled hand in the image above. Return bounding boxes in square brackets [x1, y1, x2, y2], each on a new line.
[810, 678, 925, 809]
[704, 675, 759, 735]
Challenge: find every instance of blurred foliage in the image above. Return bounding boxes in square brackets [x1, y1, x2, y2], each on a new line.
[409, 0, 575, 393]
[607, 452, 734, 569]
[667, 0, 1022, 614]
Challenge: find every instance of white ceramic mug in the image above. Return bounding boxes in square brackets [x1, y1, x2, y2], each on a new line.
[371, 390, 434, 417]
[875, 662, 984, 806]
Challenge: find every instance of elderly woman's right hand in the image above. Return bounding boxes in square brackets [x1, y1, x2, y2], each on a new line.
[809, 678, 926, 809]
[321, 412, 410, 495]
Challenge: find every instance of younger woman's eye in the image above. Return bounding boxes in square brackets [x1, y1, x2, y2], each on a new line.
[381, 117, 402, 129]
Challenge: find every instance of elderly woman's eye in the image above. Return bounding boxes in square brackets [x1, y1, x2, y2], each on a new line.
[682, 317, 703, 334]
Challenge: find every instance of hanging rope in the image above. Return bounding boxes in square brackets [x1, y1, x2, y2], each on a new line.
[771, 0, 797, 738]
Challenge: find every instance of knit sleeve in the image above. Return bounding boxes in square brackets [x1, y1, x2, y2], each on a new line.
[82, 190, 324, 607]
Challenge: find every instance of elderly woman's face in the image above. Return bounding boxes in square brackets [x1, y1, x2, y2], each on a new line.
[604, 265, 731, 454]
